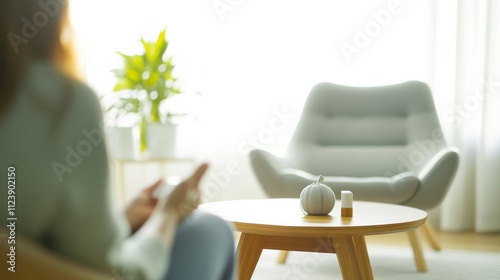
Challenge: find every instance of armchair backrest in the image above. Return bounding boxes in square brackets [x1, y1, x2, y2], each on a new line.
[288, 81, 446, 177]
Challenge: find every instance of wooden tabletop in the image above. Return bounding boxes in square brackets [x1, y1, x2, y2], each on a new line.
[200, 198, 427, 237]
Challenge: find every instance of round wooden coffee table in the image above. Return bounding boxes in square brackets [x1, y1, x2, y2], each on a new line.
[200, 198, 427, 280]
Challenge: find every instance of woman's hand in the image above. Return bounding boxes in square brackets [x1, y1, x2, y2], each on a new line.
[133, 163, 209, 247]
[125, 179, 162, 233]
[160, 163, 208, 223]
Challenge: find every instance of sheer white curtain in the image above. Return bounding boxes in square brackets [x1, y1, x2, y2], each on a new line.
[433, 0, 500, 232]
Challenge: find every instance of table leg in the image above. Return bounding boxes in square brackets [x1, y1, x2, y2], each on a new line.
[408, 229, 427, 272]
[114, 161, 126, 203]
[421, 220, 442, 250]
[353, 236, 373, 280]
[277, 251, 289, 264]
[159, 161, 167, 180]
[333, 236, 363, 280]
[237, 233, 264, 280]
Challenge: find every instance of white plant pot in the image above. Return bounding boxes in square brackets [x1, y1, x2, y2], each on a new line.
[105, 126, 138, 160]
[147, 124, 178, 159]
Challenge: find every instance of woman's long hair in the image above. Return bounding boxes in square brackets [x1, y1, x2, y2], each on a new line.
[0, 0, 79, 116]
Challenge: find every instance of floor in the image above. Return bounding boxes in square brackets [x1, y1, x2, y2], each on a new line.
[240, 229, 500, 280]
[365, 229, 500, 252]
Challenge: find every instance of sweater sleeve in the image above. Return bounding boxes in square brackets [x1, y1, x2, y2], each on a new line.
[46, 79, 170, 280]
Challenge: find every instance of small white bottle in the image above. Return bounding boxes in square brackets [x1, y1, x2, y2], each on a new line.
[341, 190, 353, 217]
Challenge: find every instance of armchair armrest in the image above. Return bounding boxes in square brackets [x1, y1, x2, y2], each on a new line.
[249, 149, 290, 198]
[280, 168, 419, 204]
[250, 149, 288, 172]
[0, 234, 111, 280]
[404, 147, 460, 209]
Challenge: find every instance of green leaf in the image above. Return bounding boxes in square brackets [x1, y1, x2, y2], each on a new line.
[113, 77, 137, 92]
[144, 71, 161, 90]
[141, 39, 153, 64]
[116, 53, 145, 73]
[142, 28, 168, 69]
[124, 68, 142, 84]
[153, 28, 168, 64]
[172, 88, 181, 94]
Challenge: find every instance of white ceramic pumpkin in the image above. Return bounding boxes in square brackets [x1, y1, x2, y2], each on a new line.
[300, 175, 336, 215]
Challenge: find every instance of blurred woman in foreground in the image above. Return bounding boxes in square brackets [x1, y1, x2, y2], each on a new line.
[0, 1, 235, 279]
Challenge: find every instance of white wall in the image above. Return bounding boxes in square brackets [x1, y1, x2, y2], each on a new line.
[70, 0, 435, 202]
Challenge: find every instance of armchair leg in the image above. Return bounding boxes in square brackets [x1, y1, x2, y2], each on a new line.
[408, 230, 427, 272]
[277, 251, 289, 264]
[420, 220, 442, 250]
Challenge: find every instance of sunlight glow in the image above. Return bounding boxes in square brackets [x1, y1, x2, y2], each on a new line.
[70, 0, 434, 155]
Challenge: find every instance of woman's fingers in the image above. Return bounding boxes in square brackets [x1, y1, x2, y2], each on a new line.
[158, 163, 209, 223]
[146, 179, 163, 193]
[189, 164, 207, 207]
[188, 163, 209, 187]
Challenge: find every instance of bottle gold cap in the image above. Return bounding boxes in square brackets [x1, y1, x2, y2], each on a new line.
[341, 207, 353, 217]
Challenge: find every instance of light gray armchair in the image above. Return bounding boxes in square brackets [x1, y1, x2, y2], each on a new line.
[250, 81, 459, 271]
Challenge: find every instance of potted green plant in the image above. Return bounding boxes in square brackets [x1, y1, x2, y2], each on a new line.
[107, 28, 183, 159]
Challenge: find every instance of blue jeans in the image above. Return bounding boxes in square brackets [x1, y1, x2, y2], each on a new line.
[163, 211, 236, 280]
